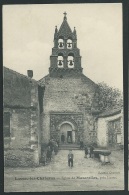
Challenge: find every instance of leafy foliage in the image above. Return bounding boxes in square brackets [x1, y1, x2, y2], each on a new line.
[96, 82, 123, 112]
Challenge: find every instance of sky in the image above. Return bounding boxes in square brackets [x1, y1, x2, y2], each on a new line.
[3, 3, 123, 91]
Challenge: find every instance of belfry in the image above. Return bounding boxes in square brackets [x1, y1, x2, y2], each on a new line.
[49, 12, 82, 77]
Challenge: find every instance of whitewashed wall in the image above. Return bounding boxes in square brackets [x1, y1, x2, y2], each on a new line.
[97, 110, 123, 148]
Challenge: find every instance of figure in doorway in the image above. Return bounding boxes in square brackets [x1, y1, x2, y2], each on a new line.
[68, 135, 71, 143]
[61, 133, 65, 143]
[68, 150, 74, 168]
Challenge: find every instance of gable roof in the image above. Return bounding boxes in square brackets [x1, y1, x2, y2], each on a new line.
[3, 67, 39, 108]
[98, 107, 122, 118]
[3, 67, 38, 83]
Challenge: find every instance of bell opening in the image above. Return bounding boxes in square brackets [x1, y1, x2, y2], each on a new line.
[67, 55, 74, 68]
[67, 39, 72, 49]
[57, 55, 64, 68]
[58, 38, 64, 49]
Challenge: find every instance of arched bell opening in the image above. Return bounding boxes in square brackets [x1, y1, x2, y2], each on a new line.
[58, 37, 64, 49]
[67, 38, 73, 49]
[57, 53, 64, 68]
[67, 53, 74, 68]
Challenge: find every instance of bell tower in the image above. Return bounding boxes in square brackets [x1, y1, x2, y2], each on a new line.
[49, 12, 83, 77]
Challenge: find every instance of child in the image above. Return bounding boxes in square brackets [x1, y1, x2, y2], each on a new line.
[68, 150, 74, 167]
[54, 143, 58, 155]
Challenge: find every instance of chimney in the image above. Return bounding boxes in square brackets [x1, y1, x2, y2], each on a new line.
[27, 70, 33, 78]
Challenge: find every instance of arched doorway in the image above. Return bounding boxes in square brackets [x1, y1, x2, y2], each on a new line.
[59, 122, 76, 144]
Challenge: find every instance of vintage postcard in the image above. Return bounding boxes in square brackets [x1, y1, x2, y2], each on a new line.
[3, 3, 124, 192]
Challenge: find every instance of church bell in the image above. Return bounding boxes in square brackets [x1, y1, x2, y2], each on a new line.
[59, 42, 64, 48]
[69, 60, 74, 66]
[58, 60, 63, 66]
[67, 43, 72, 48]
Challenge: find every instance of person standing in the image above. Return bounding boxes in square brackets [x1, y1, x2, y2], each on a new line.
[54, 143, 58, 155]
[89, 145, 93, 158]
[87, 146, 91, 158]
[42, 151, 46, 166]
[48, 139, 53, 152]
[84, 145, 88, 158]
[68, 150, 74, 167]
[47, 146, 52, 162]
[61, 133, 65, 143]
[80, 139, 84, 150]
[56, 138, 59, 148]
[68, 135, 71, 143]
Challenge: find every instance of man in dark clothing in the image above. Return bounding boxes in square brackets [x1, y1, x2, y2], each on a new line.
[68, 150, 74, 167]
[90, 145, 94, 158]
[80, 140, 84, 150]
[42, 151, 46, 166]
[48, 139, 53, 152]
[84, 145, 88, 158]
[47, 146, 52, 161]
[61, 134, 65, 143]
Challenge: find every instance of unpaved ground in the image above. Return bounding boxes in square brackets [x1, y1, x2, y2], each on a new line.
[4, 150, 124, 192]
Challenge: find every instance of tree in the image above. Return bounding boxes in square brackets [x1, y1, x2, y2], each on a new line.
[96, 82, 123, 112]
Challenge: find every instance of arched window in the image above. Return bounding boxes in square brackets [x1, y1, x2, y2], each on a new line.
[58, 37, 64, 49]
[67, 38, 72, 49]
[57, 54, 64, 68]
[67, 53, 74, 68]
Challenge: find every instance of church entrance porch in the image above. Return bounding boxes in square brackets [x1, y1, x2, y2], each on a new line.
[50, 112, 84, 147]
[60, 122, 75, 144]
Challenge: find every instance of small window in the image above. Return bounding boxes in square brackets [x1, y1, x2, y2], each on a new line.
[3, 112, 10, 137]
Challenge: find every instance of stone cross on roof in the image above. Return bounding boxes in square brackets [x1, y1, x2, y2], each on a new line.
[63, 12, 67, 20]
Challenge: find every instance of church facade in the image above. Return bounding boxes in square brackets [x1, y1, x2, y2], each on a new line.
[39, 13, 99, 145]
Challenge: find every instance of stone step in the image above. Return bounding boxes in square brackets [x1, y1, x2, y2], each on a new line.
[59, 144, 80, 150]
[59, 148, 80, 150]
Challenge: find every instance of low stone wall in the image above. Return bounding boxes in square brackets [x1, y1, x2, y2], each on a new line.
[4, 148, 39, 167]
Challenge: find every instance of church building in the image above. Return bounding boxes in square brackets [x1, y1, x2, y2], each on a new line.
[39, 13, 99, 145]
[4, 13, 123, 167]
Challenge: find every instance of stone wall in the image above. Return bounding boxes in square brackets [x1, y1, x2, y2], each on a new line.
[4, 108, 31, 149]
[40, 74, 97, 144]
[4, 67, 42, 167]
[4, 106, 41, 167]
[50, 112, 83, 143]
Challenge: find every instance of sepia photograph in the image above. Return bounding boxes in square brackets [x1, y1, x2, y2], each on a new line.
[3, 3, 124, 191]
